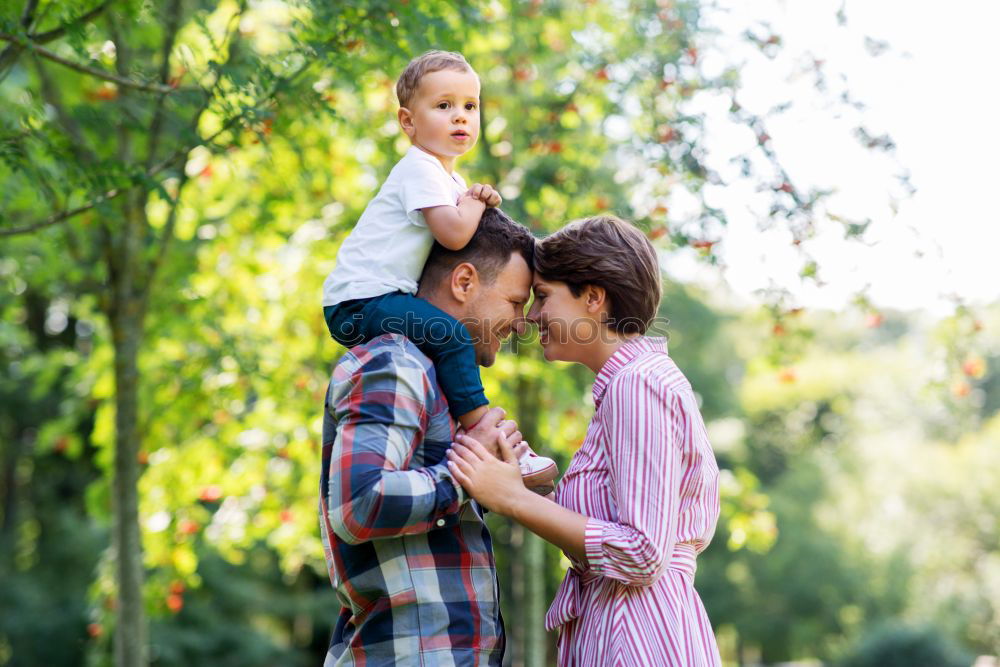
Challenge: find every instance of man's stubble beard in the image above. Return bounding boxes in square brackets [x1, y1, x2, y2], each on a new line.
[464, 299, 499, 368]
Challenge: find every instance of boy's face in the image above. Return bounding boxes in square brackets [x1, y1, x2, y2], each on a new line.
[399, 68, 481, 161]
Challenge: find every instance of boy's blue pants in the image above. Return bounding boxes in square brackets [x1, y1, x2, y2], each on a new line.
[324, 291, 488, 419]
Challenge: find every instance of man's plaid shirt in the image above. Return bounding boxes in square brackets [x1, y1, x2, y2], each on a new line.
[319, 334, 505, 666]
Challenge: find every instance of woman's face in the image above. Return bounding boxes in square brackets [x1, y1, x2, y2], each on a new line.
[526, 275, 602, 364]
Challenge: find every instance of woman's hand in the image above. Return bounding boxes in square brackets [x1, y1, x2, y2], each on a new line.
[447, 432, 527, 516]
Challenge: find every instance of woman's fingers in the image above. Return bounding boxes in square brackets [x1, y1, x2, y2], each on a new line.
[449, 442, 476, 464]
[447, 458, 471, 485]
[453, 435, 489, 461]
[496, 432, 520, 465]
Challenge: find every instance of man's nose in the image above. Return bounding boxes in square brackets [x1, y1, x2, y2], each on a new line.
[525, 301, 539, 323]
[513, 317, 527, 337]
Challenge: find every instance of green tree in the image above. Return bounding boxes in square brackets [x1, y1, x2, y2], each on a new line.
[1, 2, 909, 666]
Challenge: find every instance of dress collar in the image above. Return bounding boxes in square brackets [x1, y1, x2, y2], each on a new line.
[591, 336, 668, 407]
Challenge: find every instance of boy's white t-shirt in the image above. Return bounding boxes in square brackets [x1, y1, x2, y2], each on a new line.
[322, 145, 467, 307]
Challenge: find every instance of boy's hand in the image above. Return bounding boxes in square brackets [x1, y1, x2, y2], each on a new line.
[465, 183, 502, 208]
[464, 407, 520, 458]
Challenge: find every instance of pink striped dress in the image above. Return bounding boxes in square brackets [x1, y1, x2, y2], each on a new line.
[545, 336, 722, 666]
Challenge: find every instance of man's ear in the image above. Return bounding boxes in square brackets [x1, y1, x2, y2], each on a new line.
[450, 262, 480, 304]
[398, 107, 416, 139]
[584, 285, 607, 314]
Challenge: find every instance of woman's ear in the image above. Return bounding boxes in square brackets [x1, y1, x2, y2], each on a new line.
[584, 285, 607, 314]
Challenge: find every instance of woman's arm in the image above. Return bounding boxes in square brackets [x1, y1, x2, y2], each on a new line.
[447, 434, 590, 562]
[449, 371, 684, 587]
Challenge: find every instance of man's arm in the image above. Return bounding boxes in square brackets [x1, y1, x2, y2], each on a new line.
[325, 348, 467, 545]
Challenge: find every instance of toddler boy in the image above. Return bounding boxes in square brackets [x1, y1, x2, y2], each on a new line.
[322, 50, 556, 492]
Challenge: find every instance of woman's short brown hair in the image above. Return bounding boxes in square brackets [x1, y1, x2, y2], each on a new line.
[534, 215, 662, 335]
[396, 50, 474, 108]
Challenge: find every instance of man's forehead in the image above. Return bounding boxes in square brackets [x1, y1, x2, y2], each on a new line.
[496, 253, 531, 301]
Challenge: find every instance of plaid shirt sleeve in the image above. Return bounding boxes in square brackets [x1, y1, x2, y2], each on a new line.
[325, 343, 468, 545]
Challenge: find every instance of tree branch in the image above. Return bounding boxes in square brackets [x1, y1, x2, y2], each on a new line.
[1, 55, 308, 240]
[144, 169, 190, 289]
[33, 55, 99, 166]
[0, 1, 112, 82]
[0, 0, 39, 78]
[0, 191, 120, 237]
[31, 1, 113, 44]
[146, 0, 188, 171]
[19, 0, 40, 29]
[0, 32, 195, 94]
[1, 107, 249, 239]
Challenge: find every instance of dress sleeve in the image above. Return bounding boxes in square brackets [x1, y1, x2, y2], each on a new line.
[324, 348, 467, 545]
[583, 370, 683, 586]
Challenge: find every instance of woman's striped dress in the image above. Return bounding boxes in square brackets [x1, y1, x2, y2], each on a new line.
[545, 336, 723, 666]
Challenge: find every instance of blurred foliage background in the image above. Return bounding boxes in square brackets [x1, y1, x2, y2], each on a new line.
[0, 1, 997, 666]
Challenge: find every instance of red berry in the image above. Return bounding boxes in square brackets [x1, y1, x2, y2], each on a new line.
[199, 485, 223, 502]
[178, 519, 200, 535]
[962, 357, 986, 379]
[167, 594, 184, 613]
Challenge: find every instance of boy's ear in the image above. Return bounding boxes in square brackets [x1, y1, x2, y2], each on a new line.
[398, 107, 416, 138]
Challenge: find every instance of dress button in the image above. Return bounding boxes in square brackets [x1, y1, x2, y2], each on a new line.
[436, 519, 446, 527]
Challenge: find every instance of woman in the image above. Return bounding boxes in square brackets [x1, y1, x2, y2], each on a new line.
[447, 215, 722, 666]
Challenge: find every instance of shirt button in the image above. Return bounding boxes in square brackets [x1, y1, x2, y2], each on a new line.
[436, 519, 446, 527]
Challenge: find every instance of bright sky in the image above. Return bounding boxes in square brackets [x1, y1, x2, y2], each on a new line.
[666, 0, 1000, 313]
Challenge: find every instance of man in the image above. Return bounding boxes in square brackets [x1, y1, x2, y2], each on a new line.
[319, 208, 535, 666]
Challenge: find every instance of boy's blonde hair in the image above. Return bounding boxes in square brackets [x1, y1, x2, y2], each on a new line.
[396, 50, 474, 108]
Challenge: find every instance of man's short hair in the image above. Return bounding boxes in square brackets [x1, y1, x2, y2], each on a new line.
[418, 208, 535, 294]
[396, 50, 474, 108]
[534, 215, 662, 335]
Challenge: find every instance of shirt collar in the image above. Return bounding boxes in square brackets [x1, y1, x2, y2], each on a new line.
[591, 336, 668, 407]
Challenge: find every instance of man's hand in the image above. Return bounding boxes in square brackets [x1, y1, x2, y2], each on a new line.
[463, 183, 502, 208]
[463, 406, 521, 458]
[447, 431, 527, 515]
